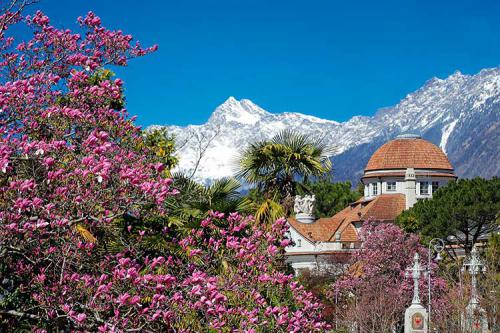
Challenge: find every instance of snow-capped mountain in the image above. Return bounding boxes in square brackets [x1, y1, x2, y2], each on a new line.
[149, 97, 343, 183]
[149, 67, 500, 185]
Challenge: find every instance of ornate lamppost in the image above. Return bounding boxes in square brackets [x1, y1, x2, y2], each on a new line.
[462, 245, 488, 332]
[404, 252, 428, 333]
[427, 238, 445, 331]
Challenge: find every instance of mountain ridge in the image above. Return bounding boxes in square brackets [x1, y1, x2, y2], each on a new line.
[149, 67, 500, 185]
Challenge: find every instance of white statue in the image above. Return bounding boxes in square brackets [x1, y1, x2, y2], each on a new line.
[294, 196, 304, 214]
[294, 195, 315, 217]
[304, 194, 315, 214]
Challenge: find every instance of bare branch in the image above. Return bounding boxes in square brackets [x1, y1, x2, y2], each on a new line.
[0, 309, 40, 320]
[188, 125, 220, 180]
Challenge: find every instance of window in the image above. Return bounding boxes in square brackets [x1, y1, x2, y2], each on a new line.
[297, 239, 302, 247]
[387, 181, 396, 192]
[419, 181, 429, 195]
[432, 181, 439, 194]
[372, 183, 378, 195]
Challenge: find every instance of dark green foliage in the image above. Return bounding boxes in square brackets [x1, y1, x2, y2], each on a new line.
[299, 179, 362, 218]
[396, 177, 500, 255]
[354, 182, 365, 197]
[486, 232, 500, 266]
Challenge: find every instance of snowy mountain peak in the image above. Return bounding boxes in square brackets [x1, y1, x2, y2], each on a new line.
[209, 96, 269, 125]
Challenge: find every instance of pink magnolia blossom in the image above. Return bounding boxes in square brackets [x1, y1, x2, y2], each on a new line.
[331, 220, 448, 330]
[0, 5, 328, 332]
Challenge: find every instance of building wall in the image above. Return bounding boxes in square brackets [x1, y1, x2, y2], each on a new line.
[286, 227, 316, 253]
[285, 224, 348, 274]
[285, 254, 350, 275]
[285, 254, 319, 273]
[415, 177, 451, 199]
[286, 226, 343, 253]
[362, 172, 454, 199]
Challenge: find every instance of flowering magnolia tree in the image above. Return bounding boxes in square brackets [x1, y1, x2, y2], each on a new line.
[0, 4, 328, 332]
[330, 221, 448, 332]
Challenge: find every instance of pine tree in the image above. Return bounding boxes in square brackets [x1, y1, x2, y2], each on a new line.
[396, 177, 500, 255]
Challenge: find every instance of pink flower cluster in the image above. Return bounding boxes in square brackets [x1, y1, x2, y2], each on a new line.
[330, 220, 448, 326]
[5, 213, 329, 331]
[333, 220, 447, 294]
[0, 8, 328, 332]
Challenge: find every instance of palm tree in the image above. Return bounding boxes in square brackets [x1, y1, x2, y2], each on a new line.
[237, 129, 335, 216]
[165, 173, 253, 227]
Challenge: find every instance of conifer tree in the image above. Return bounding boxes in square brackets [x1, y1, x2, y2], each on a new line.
[396, 177, 499, 255]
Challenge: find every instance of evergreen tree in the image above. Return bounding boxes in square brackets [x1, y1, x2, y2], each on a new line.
[396, 177, 500, 255]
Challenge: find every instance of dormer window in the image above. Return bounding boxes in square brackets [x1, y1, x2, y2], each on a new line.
[372, 183, 378, 195]
[419, 181, 429, 195]
[387, 181, 396, 192]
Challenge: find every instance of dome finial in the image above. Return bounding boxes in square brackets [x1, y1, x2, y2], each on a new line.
[397, 133, 421, 139]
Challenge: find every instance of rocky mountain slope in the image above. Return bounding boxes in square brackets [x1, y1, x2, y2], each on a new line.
[149, 67, 500, 186]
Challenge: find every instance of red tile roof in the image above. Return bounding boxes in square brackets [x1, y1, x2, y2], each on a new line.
[365, 138, 454, 172]
[288, 216, 344, 243]
[288, 194, 406, 243]
[361, 193, 406, 220]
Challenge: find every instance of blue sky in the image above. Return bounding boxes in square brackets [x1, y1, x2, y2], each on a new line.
[32, 0, 500, 126]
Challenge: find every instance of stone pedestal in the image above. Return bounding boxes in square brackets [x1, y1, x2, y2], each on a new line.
[404, 303, 428, 333]
[295, 213, 315, 224]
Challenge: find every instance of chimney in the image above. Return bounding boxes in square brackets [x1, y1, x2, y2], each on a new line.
[405, 168, 417, 209]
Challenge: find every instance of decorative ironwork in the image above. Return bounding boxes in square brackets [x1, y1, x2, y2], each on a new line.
[405, 252, 426, 304]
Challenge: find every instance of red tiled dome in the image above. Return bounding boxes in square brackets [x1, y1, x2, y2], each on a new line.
[365, 137, 454, 172]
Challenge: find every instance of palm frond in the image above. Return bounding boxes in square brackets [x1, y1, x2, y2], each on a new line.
[235, 129, 335, 203]
[75, 224, 97, 243]
[255, 199, 285, 224]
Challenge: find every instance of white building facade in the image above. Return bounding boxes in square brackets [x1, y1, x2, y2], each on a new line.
[285, 134, 457, 275]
